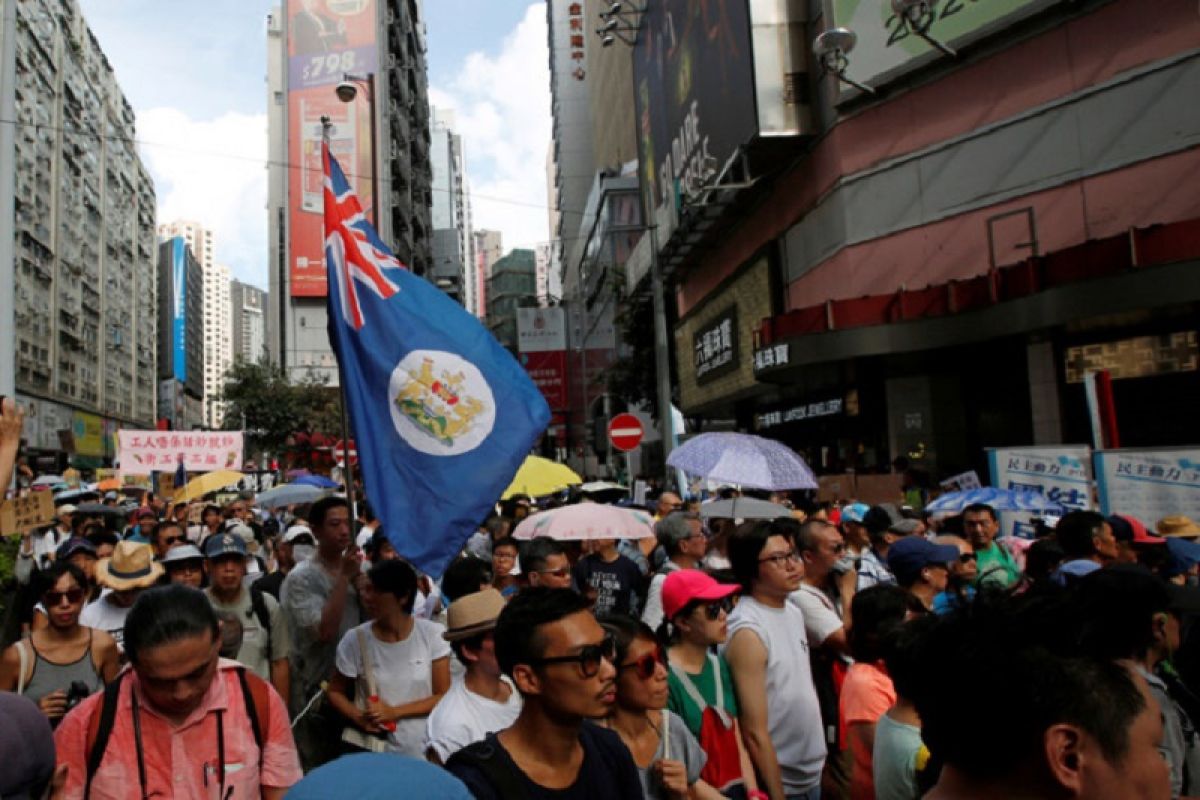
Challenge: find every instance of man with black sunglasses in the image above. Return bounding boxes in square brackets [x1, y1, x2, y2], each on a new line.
[149, 520, 189, 561]
[447, 587, 643, 798]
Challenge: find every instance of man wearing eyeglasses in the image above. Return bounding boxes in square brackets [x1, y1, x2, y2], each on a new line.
[446, 587, 643, 798]
[642, 512, 708, 630]
[932, 534, 978, 615]
[725, 520, 826, 800]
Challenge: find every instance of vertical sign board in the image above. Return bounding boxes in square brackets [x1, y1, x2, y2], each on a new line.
[286, 0, 379, 297]
[1094, 447, 1200, 520]
[517, 308, 568, 411]
[172, 237, 187, 381]
[633, 0, 758, 222]
[987, 445, 1093, 538]
[693, 307, 738, 386]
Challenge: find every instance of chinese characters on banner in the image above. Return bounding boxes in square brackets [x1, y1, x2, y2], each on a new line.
[117, 431, 244, 476]
[987, 445, 1094, 538]
[567, 2, 585, 80]
[1094, 447, 1200, 519]
[694, 307, 738, 384]
[0, 491, 56, 535]
[517, 308, 568, 411]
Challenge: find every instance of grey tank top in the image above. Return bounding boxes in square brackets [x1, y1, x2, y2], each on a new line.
[20, 632, 104, 704]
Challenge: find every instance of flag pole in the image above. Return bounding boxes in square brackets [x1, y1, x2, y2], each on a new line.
[321, 115, 359, 526]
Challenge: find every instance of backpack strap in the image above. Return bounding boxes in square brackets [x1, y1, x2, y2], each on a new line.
[249, 586, 273, 661]
[85, 671, 127, 798]
[235, 665, 272, 769]
[447, 738, 528, 799]
[15, 639, 30, 695]
[669, 658, 732, 728]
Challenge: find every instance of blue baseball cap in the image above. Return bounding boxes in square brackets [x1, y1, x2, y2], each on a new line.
[56, 536, 98, 561]
[841, 502, 871, 524]
[203, 532, 248, 559]
[887, 536, 960, 584]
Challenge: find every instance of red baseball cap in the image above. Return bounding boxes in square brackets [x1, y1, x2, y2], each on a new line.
[662, 569, 740, 621]
[1109, 514, 1165, 545]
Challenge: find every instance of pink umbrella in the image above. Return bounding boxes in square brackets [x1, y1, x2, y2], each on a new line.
[513, 503, 655, 542]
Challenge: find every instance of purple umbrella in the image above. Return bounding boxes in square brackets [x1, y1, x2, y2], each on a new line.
[667, 432, 818, 491]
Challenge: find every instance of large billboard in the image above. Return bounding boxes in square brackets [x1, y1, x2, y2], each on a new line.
[286, 0, 379, 297]
[828, 0, 1064, 90]
[633, 0, 758, 218]
[171, 237, 187, 382]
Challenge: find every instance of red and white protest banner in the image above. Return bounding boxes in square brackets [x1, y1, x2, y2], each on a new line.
[118, 430, 244, 475]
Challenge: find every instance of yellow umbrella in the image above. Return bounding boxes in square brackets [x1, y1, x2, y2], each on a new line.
[173, 469, 245, 503]
[502, 456, 581, 500]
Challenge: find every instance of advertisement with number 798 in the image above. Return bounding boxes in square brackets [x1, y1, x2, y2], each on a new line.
[286, 0, 378, 297]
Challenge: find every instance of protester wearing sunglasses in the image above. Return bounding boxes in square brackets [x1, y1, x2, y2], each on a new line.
[659, 570, 763, 799]
[0, 561, 120, 724]
[598, 615, 727, 800]
[447, 587, 643, 799]
[932, 534, 979, 615]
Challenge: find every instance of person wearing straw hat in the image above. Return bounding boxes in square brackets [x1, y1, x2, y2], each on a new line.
[1159, 516, 1200, 541]
[426, 588, 522, 764]
[79, 540, 164, 654]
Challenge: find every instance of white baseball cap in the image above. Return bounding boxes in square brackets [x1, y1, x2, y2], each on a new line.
[283, 525, 315, 544]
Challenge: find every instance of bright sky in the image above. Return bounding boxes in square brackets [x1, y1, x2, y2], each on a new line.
[76, 1, 551, 289]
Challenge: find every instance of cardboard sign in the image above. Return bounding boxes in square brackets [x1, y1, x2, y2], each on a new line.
[155, 473, 177, 501]
[0, 491, 57, 535]
[940, 470, 983, 492]
[854, 474, 905, 506]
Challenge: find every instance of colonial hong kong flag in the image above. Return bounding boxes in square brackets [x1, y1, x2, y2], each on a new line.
[322, 141, 550, 578]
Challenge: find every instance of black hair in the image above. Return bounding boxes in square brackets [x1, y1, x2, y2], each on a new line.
[85, 528, 120, 548]
[1055, 511, 1109, 560]
[491, 536, 519, 555]
[1074, 566, 1172, 662]
[202, 504, 222, 520]
[123, 585, 219, 665]
[1024, 538, 1065, 583]
[795, 518, 836, 555]
[962, 503, 998, 521]
[485, 516, 512, 539]
[364, 528, 393, 560]
[151, 520, 184, 547]
[911, 593, 1146, 780]
[450, 631, 490, 667]
[494, 587, 590, 679]
[38, 560, 88, 596]
[359, 499, 376, 523]
[848, 584, 921, 663]
[308, 496, 349, 531]
[367, 558, 418, 614]
[598, 614, 656, 667]
[729, 519, 798, 591]
[442, 555, 494, 603]
[861, 506, 894, 540]
[883, 615, 936, 700]
[521, 537, 567, 573]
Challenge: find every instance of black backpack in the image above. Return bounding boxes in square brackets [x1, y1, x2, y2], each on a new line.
[447, 737, 527, 799]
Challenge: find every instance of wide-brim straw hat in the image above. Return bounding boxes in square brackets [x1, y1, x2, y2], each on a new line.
[1158, 515, 1200, 539]
[443, 588, 506, 642]
[95, 540, 164, 590]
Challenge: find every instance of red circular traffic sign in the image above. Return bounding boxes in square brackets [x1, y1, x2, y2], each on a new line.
[608, 413, 644, 452]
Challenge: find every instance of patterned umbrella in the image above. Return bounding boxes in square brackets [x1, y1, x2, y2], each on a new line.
[513, 504, 654, 541]
[925, 487, 1065, 515]
[667, 432, 818, 491]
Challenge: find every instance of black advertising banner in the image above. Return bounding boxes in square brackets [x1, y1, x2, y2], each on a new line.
[693, 306, 739, 385]
[634, 0, 758, 216]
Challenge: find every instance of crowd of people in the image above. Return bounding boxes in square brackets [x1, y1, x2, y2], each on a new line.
[1, 396, 1199, 799]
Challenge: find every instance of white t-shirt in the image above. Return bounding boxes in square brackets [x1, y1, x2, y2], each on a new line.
[724, 596, 827, 794]
[80, 594, 132, 653]
[425, 676, 522, 762]
[788, 583, 845, 650]
[335, 618, 451, 757]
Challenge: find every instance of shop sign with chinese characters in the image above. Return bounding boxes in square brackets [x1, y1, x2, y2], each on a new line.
[567, 2, 586, 80]
[756, 397, 844, 431]
[117, 431, 244, 476]
[753, 342, 791, 372]
[694, 307, 738, 384]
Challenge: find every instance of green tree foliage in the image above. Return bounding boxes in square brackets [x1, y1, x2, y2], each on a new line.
[218, 358, 341, 458]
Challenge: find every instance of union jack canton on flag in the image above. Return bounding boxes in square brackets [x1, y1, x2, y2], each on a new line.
[322, 140, 550, 578]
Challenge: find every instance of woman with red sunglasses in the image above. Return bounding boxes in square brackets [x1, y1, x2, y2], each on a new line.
[0, 561, 120, 725]
[661, 569, 763, 800]
[598, 615, 726, 800]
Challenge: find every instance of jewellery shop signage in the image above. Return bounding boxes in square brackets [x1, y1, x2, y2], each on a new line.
[756, 396, 845, 431]
[694, 306, 739, 385]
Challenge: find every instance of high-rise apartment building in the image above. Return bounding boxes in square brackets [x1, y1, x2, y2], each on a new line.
[430, 107, 475, 311]
[231, 280, 268, 364]
[157, 238, 205, 431]
[158, 220, 230, 428]
[1, 0, 158, 468]
[266, 1, 434, 385]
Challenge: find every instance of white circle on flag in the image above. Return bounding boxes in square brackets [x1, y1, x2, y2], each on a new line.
[388, 350, 496, 456]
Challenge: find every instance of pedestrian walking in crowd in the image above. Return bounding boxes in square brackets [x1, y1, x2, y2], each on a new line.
[255, 523, 316, 600]
[426, 588, 522, 764]
[1054, 510, 1120, 584]
[642, 512, 708, 630]
[873, 616, 938, 800]
[162, 543, 207, 589]
[659, 569, 760, 799]
[887, 537, 960, 611]
[521, 536, 574, 590]
[281, 496, 362, 770]
[962, 503, 1020, 588]
[572, 537, 644, 618]
[490, 535, 521, 599]
[446, 587, 643, 798]
[0, 562, 120, 724]
[725, 519, 826, 800]
[204, 531, 292, 701]
[79, 540, 163, 654]
[597, 614, 723, 799]
[149, 519, 189, 561]
[856, 505, 900, 590]
[52, 585, 301, 798]
[327, 558, 451, 757]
